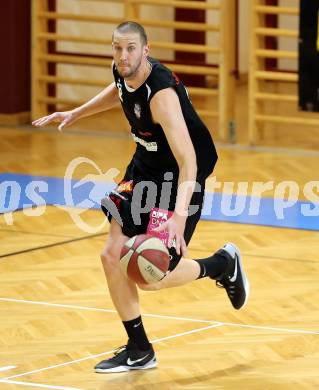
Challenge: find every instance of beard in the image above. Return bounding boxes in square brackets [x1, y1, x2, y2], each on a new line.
[117, 56, 143, 79]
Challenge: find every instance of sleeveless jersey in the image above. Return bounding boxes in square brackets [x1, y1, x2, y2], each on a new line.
[113, 57, 218, 183]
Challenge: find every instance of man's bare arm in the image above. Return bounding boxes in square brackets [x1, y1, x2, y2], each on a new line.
[32, 82, 119, 131]
[150, 87, 197, 255]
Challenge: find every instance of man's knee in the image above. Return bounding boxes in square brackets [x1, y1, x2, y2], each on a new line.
[100, 247, 120, 270]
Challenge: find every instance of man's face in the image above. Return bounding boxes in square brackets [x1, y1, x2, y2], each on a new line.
[112, 31, 148, 79]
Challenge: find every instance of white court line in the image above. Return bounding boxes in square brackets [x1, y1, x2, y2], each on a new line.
[0, 297, 214, 324]
[1, 297, 319, 385]
[152, 323, 222, 343]
[2, 323, 222, 381]
[221, 321, 319, 335]
[0, 365, 16, 372]
[1, 297, 319, 335]
[0, 379, 83, 390]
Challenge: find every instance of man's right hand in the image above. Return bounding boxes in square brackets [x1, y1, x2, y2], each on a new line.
[32, 110, 78, 131]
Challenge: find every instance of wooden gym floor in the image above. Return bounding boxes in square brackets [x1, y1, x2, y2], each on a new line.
[0, 119, 318, 389]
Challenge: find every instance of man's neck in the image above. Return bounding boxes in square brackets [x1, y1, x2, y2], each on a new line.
[125, 60, 151, 90]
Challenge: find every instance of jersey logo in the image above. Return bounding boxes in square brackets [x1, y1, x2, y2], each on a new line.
[172, 72, 180, 85]
[132, 134, 158, 151]
[116, 80, 123, 102]
[134, 103, 141, 119]
[138, 130, 152, 137]
[117, 180, 134, 194]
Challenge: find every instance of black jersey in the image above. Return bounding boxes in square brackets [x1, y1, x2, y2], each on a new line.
[113, 57, 218, 184]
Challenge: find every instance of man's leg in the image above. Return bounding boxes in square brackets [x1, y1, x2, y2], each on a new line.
[137, 181, 249, 310]
[142, 257, 201, 289]
[95, 219, 157, 373]
[100, 219, 139, 320]
[139, 243, 250, 310]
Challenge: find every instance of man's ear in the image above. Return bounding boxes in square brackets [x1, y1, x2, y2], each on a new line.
[143, 44, 150, 57]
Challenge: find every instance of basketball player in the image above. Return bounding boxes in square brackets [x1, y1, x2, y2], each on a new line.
[33, 21, 249, 373]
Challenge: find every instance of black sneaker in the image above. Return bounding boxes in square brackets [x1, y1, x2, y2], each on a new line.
[215, 243, 250, 310]
[94, 341, 157, 373]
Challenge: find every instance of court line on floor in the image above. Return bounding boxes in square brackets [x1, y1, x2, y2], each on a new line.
[1, 323, 222, 381]
[0, 227, 76, 239]
[220, 321, 319, 335]
[0, 297, 214, 324]
[0, 232, 106, 259]
[0, 379, 83, 390]
[1, 298, 318, 382]
[1, 228, 317, 265]
[183, 247, 319, 265]
[0, 365, 16, 372]
[246, 253, 319, 264]
[1, 297, 319, 335]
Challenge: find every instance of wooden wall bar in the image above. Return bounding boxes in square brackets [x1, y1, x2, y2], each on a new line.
[248, 0, 319, 145]
[31, 0, 236, 141]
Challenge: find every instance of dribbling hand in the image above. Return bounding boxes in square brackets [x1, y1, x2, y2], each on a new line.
[154, 213, 187, 257]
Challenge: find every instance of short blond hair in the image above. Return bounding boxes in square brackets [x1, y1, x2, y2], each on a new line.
[113, 21, 148, 46]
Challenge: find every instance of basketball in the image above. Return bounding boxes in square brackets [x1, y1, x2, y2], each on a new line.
[120, 234, 170, 284]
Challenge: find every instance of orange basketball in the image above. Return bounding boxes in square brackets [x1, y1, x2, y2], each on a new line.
[120, 234, 170, 284]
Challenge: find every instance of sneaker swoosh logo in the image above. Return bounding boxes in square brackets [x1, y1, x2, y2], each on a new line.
[133, 322, 142, 328]
[229, 255, 238, 282]
[127, 354, 149, 366]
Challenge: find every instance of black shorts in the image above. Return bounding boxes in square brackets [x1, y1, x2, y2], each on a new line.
[102, 161, 205, 271]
